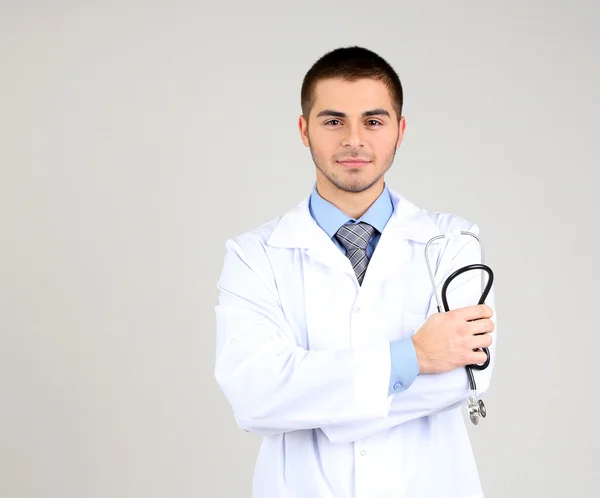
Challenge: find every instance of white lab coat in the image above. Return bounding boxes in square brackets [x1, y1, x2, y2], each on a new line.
[214, 187, 497, 498]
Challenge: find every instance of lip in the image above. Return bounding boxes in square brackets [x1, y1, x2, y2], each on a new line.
[337, 160, 371, 166]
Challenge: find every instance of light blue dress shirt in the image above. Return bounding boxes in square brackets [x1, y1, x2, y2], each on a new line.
[308, 183, 420, 396]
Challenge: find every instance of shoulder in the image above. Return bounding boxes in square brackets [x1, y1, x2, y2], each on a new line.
[222, 193, 311, 259]
[426, 210, 479, 235]
[216, 215, 285, 298]
[388, 186, 480, 236]
[225, 215, 282, 259]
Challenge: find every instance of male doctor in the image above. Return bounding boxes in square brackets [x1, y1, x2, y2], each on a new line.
[214, 46, 497, 498]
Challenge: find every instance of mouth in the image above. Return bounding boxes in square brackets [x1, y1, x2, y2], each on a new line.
[337, 159, 371, 167]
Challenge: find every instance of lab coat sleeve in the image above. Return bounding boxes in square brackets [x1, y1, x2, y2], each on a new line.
[214, 236, 393, 435]
[322, 223, 498, 444]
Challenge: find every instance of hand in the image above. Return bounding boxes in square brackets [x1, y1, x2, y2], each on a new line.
[411, 304, 494, 374]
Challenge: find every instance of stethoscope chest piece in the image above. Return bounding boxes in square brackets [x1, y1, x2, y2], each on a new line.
[467, 394, 487, 425]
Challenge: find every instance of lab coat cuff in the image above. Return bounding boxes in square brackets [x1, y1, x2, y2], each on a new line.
[354, 343, 393, 416]
[388, 338, 419, 395]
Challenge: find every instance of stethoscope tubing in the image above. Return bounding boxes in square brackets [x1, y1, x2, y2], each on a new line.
[441, 263, 494, 390]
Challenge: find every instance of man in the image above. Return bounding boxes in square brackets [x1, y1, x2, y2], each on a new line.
[214, 46, 497, 498]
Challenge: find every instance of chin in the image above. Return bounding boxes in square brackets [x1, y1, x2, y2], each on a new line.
[335, 179, 377, 194]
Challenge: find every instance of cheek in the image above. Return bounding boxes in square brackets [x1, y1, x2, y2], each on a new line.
[373, 133, 398, 155]
[310, 136, 336, 158]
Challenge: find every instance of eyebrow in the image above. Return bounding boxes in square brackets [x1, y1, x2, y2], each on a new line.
[316, 108, 391, 118]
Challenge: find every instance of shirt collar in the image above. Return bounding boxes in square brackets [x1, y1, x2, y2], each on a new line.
[309, 182, 394, 239]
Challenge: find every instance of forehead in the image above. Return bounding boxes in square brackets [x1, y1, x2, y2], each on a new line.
[311, 78, 394, 115]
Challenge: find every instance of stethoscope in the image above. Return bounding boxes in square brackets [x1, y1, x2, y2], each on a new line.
[424, 231, 494, 425]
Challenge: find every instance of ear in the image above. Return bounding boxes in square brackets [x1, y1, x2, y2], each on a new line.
[396, 116, 406, 149]
[298, 115, 310, 147]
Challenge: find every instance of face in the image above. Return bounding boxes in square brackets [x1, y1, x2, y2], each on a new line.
[299, 77, 406, 195]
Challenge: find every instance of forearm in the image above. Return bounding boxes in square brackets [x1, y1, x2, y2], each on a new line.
[322, 365, 479, 443]
[215, 304, 394, 434]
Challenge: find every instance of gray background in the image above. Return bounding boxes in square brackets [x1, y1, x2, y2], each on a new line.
[1, 1, 598, 497]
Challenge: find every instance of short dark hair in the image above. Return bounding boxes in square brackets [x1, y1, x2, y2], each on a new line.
[300, 46, 403, 121]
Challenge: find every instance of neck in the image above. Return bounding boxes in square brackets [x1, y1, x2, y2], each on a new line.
[316, 177, 384, 219]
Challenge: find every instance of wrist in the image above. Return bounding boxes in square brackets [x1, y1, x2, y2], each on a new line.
[411, 335, 429, 374]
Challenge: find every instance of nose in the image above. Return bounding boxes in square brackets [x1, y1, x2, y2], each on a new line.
[341, 123, 364, 149]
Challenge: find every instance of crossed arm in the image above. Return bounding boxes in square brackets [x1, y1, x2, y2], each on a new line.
[214, 228, 497, 443]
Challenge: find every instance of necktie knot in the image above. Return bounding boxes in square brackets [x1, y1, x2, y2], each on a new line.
[335, 222, 376, 253]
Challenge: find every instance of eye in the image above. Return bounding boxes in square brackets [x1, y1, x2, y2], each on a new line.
[367, 120, 382, 126]
[325, 119, 341, 126]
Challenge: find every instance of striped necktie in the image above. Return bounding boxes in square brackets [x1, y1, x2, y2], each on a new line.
[334, 222, 376, 285]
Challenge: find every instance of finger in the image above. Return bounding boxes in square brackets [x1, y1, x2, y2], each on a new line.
[456, 304, 493, 322]
[467, 349, 489, 366]
[471, 333, 493, 350]
[468, 318, 495, 336]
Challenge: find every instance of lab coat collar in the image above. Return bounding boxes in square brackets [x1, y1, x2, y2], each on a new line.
[267, 186, 441, 250]
[309, 182, 392, 238]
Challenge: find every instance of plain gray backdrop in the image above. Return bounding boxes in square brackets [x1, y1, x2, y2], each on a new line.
[1, 1, 599, 497]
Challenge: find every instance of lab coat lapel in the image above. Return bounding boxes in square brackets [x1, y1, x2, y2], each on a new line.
[361, 188, 443, 288]
[360, 226, 412, 288]
[266, 195, 354, 275]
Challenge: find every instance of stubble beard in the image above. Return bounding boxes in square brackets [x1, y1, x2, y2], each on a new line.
[308, 141, 398, 194]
